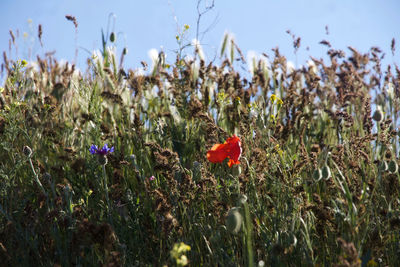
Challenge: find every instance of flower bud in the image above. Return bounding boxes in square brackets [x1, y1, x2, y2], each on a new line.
[372, 109, 383, 122]
[237, 194, 248, 206]
[226, 207, 242, 234]
[23, 145, 32, 157]
[388, 160, 398, 174]
[321, 165, 331, 180]
[378, 161, 388, 172]
[313, 168, 322, 181]
[192, 161, 202, 181]
[109, 32, 116, 43]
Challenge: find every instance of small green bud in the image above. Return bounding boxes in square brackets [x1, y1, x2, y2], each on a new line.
[110, 32, 116, 43]
[372, 109, 383, 122]
[123, 47, 128, 55]
[388, 160, 398, 173]
[226, 207, 242, 234]
[321, 165, 331, 180]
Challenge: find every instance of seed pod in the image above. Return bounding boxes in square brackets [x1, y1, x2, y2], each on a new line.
[110, 32, 116, 43]
[372, 109, 383, 122]
[226, 207, 242, 234]
[388, 160, 398, 173]
[321, 165, 331, 180]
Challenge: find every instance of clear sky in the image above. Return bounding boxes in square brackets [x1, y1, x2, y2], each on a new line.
[1, 0, 400, 70]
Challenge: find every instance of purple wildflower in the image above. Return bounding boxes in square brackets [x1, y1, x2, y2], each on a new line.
[149, 175, 155, 181]
[89, 144, 114, 155]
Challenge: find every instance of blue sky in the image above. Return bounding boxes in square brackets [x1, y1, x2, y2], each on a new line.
[1, 0, 400, 70]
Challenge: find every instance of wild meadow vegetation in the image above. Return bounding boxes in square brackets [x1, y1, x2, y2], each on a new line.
[1, 17, 400, 266]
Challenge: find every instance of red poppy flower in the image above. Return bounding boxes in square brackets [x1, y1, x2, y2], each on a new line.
[207, 135, 242, 167]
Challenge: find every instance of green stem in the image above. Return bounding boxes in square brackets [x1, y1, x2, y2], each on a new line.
[102, 164, 112, 221]
[28, 158, 46, 195]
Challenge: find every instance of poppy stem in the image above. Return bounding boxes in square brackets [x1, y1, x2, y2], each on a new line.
[28, 157, 47, 196]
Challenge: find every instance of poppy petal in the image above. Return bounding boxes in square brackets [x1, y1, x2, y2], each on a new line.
[207, 144, 228, 163]
[206, 135, 242, 167]
[225, 135, 241, 167]
[227, 158, 240, 168]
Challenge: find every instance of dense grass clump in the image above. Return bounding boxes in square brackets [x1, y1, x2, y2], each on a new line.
[1, 31, 400, 266]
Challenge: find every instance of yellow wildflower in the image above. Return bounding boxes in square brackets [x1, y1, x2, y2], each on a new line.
[177, 255, 188, 266]
[274, 144, 283, 156]
[176, 242, 190, 254]
[170, 242, 191, 266]
[270, 94, 277, 103]
[367, 259, 378, 267]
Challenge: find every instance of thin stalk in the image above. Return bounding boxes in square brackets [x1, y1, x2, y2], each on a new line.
[102, 164, 112, 222]
[28, 157, 46, 195]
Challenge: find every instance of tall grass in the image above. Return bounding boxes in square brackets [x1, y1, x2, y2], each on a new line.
[0, 28, 399, 266]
